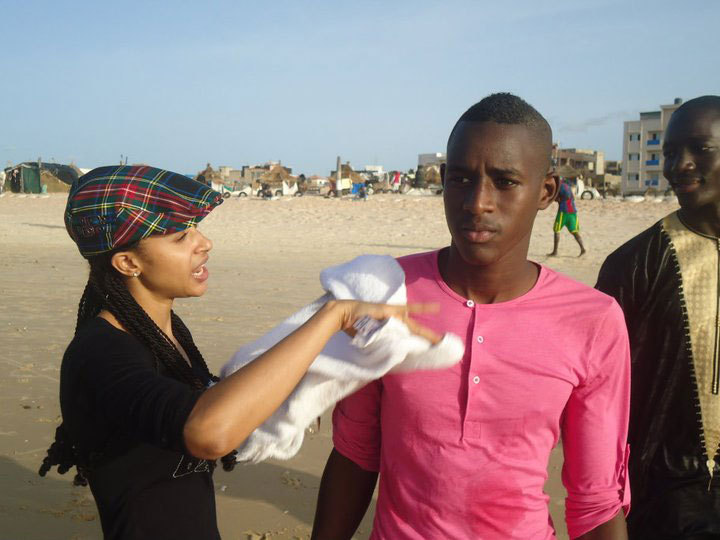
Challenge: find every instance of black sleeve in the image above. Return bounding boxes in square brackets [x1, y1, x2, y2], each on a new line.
[76, 330, 202, 453]
[596, 248, 645, 338]
[596, 254, 631, 309]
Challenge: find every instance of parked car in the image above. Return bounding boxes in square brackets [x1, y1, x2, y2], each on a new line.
[252, 180, 299, 198]
[579, 187, 602, 200]
[569, 178, 603, 200]
[211, 181, 253, 198]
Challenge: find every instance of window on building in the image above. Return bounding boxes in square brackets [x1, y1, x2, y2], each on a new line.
[628, 133, 640, 141]
[629, 153, 640, 160]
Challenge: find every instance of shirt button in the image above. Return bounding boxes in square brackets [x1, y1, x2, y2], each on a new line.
[466, 300, 475, 308]
[472, 375, 480, 384]
[477, 336, 484, 344]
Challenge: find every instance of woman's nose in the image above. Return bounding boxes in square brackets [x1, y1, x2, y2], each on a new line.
[194, 229, 213, 252]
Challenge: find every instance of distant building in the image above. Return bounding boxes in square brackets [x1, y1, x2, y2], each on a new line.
[552, 146, 605, 176]
[622, 98, 683, 194]
[605, 160, 622, 176]
[217, 166, 243, 183]
[418, 153, 446, 167]
[363, 165, 385, 176]
[241, 161, 292, 184]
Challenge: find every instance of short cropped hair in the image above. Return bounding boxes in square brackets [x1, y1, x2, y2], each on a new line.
[448, 92, 553, 168]
[675, 95, 720, 117]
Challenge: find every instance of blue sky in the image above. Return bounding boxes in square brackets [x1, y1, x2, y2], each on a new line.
[1, 0, 718, 176]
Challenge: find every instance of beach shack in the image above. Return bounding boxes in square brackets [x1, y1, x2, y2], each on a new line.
[255, 164, 298, 197]
[4, 163, 42, 193]
[3, 162, 81, 194]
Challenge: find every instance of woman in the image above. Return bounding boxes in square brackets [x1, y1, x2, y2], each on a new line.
[39, 165, 436, 539]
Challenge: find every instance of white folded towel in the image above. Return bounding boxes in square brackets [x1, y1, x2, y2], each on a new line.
[221, 254, 464, 463]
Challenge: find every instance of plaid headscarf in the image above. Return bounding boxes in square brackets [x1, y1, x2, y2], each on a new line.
[65, 165, 223, 258]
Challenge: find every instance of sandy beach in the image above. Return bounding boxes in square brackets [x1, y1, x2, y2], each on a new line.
[0, 192, 678, 539]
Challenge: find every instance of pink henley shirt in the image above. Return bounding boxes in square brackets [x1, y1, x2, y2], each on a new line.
[332, 250, 631, 539]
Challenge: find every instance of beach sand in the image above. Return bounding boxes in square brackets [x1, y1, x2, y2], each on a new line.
[0, 192, 677, 539]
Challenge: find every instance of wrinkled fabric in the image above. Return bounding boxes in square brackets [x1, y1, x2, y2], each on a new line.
[334, 250, 630, 539]
[596, 213, 720, 538]
[222, 255, 464, 463]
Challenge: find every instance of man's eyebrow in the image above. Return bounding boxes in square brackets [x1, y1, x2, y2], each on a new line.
[488, 166, 523, 177]
[445, 165, 472, 174]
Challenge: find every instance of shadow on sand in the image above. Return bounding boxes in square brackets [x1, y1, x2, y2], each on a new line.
[4, 455, 325, 539]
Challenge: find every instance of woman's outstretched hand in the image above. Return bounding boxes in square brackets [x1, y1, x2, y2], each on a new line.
[185, 299, 442, 460]
[329, 300, 442, 345]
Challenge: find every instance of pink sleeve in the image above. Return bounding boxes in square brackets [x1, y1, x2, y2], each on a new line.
[562, 301, 631, 539]
[332, 379, 383, 472]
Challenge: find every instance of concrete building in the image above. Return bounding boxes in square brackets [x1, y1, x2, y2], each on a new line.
[622, 98, 683, 194]
[552, 146, 605, 176]
[241, 161, 292, 184]
[364, 165, 385, 176]
[361, 165, 386, 181]
[605, 160, 622, 176]
[218, 166, 243, 182]
[418, 153, 446, 167]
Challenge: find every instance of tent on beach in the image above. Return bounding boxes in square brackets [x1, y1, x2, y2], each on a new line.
[258, 164, 296, 187]
[3, 162, 81, 194]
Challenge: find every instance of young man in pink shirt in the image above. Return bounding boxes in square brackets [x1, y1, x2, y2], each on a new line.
[312, 93, 631, 539]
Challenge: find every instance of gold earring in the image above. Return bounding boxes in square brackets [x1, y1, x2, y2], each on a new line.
[132, 272, 139, 277]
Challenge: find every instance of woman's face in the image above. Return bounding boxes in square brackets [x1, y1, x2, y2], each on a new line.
[132, 227, 213, 300]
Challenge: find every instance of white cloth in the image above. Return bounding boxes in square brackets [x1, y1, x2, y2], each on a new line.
[221, 255, 464, 463]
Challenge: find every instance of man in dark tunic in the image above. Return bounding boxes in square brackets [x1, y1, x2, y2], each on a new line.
[596, 95, 720, 539]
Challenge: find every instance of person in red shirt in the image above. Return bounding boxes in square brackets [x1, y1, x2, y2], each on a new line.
[548, 176, 587, 257]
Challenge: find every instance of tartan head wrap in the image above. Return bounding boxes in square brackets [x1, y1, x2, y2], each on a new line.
[65, 165, 223, 258]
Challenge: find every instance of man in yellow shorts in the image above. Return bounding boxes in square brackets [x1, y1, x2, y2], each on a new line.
[548, 175, 586, 257]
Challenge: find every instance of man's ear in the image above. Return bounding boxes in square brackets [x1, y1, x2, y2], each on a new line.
[538, 170, 559, 210]
[440, 163, 446, 187]
[110, 250, 142, 278]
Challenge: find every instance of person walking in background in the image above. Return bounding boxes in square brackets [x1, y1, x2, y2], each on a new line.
[596, 95, 720, 539]
[548, 175, 586, 257]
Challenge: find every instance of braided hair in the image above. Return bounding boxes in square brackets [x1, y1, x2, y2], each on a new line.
[39, 245, 237, 485]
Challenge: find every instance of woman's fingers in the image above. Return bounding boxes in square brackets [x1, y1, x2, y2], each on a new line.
[342, 301, 442, 345]
[405, 302, 440, 315]
[404, 318, 443, 345]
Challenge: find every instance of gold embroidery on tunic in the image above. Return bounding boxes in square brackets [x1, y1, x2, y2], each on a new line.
[663, 212, 720, 461]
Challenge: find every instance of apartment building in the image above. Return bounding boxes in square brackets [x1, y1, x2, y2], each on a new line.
[240, 161, 292, 184]
[552, 146, 605, 176]
[622, 98, 683, 194]
[418, 152, 446, 167]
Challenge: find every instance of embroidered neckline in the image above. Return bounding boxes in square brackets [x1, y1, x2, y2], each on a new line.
[677, 211, 720, 242]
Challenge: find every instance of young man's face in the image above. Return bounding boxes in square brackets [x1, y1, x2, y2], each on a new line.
[442, 121, 556, 268]
[663, 107, 720, 210]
